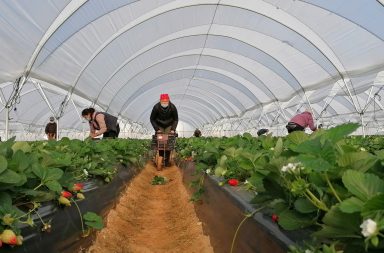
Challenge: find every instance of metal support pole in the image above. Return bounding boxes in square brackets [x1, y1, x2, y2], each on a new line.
[56, 118, 59, 141]
[360, 113, 365, 138]
[5, 107, 9, 140]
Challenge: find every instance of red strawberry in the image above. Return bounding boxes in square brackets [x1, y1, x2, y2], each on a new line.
[61, 191, 72, 198]
[0, 239, 2, 248]
[72, 183, 84, 192]
[272, 214, 279, 223]
[228, 179, 239, 186]
[1, 229, 17, 245]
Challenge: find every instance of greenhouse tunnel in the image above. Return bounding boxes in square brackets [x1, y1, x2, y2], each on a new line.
[0, 0, 383, 140]
[1, 1, 384, 253]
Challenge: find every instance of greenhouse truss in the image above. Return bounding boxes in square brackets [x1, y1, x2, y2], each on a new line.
[0, 0, 384, 140]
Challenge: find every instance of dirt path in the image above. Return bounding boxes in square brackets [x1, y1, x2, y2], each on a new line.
[87, 163, 214, 253]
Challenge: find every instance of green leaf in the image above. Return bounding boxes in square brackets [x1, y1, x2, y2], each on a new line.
[278, 209, 314, 230]
[294, 198, 317, 213]
[0, 192, 12, 207]
[247, 174, 265, 192]
[45, 180, 62, 192]
[261, 135, 274, 149]
[9, 151, 30, 172]
[11, 141, 32, 153]
[292, 138, 322, 154]
[214, 166, 226, 177]
[45, 168, 64, 181]
[338, 152, 378, 173]
[362, 194, 384, 216]
[339, 197, 364, 213]
[224, 148, 236, 158]
[0, 170, 24, 184]
[313, 205, 361, 238]
[32, 165, 46, 179]
[313, 226, 361, 239]
[218, 155, 228, 167]
[287, 131, 308, 145]
[342, 170, 384, 201]
[298, 155, 333, 173]
[0, 155, 7, 174]
[83, 212, 104, 230]
[22, 190, 56, 202]
[324, 123, 359, 143]
[242, 132, 253, 141]
[274, 138, 283, 157]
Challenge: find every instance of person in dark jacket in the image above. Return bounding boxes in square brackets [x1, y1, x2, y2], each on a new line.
[45, 117, 57, 140]
[150, 94, 178, 134]
[257, 128, 269, 136]
[82, 108, 120, 138]
[193, 128, 202, 137]
[150, 94, 178, 167]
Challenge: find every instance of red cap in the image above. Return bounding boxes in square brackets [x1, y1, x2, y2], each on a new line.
[160, 94, 170, 101]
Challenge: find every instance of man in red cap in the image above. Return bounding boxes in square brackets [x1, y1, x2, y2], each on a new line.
[150, 94, 178, 167]
[150, 94, 178, 134]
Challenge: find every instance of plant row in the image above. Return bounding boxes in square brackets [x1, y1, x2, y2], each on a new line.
[177, 124, 384, 253]
[0, 137, 149, 248]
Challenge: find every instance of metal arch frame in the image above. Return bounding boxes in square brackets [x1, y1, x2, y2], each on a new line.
[25, 1, 366, 121]
[172, 94, 223, 119]
[113, 60, 252, 114]
[112, 67, 251, 115]
[362, 85, 384, 113]
[32, 0, 140, 68]
[85, 25, 322, 110]
[24, 0, 356, 125]
[106, 55, 262, 113]
[143, 111, 202, 130]
[296, 0, 384, 42]
[180, 85, 237, 116]
[116, 64, 263, 117]
[0, 81, 91, 133]
[0, 88, 5, 106]
[147, 92, 224, 120]
[120, 85, 225, 120]
[25, 0, 88, 75]
[91, 37, 289, 106]
[137, 103, 210, 127]
[3, 1, 376, 133]
[60, 1, 348, 106]
[192, 77, 246, 112]
[138, 99, 215, 124]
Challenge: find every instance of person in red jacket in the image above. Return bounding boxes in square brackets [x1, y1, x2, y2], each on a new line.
[286, 109, 317, 133]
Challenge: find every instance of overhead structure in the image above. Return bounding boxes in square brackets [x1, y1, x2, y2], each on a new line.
[0, 0, 383, 139]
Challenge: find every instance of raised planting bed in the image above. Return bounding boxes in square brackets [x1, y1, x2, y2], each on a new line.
[1, 165, 139, 253]
[180, 161, 306, 253]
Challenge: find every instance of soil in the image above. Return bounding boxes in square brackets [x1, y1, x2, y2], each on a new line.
[87, 163, 214, 253]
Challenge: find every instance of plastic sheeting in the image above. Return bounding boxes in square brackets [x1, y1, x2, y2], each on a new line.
[0, 0, 383, 138]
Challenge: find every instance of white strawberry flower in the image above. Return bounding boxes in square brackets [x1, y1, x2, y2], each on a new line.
[360, 219, 378, 237]
[270, 147, 274, 151]
[83, 169, 89, 176]
[305, 250, 313, 253]
[360, 147, 366, 152]
[281, 163, 302, 173]
[205, 169, 211, 174]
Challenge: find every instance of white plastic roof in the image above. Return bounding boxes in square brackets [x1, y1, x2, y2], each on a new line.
[0, 0, 384, 138]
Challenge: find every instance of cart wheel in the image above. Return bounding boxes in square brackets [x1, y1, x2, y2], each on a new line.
[157, 156, 163, 171]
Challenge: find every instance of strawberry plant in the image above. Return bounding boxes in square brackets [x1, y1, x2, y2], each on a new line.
[0, 137, 149, 249]
[177, 124, 384, 252]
